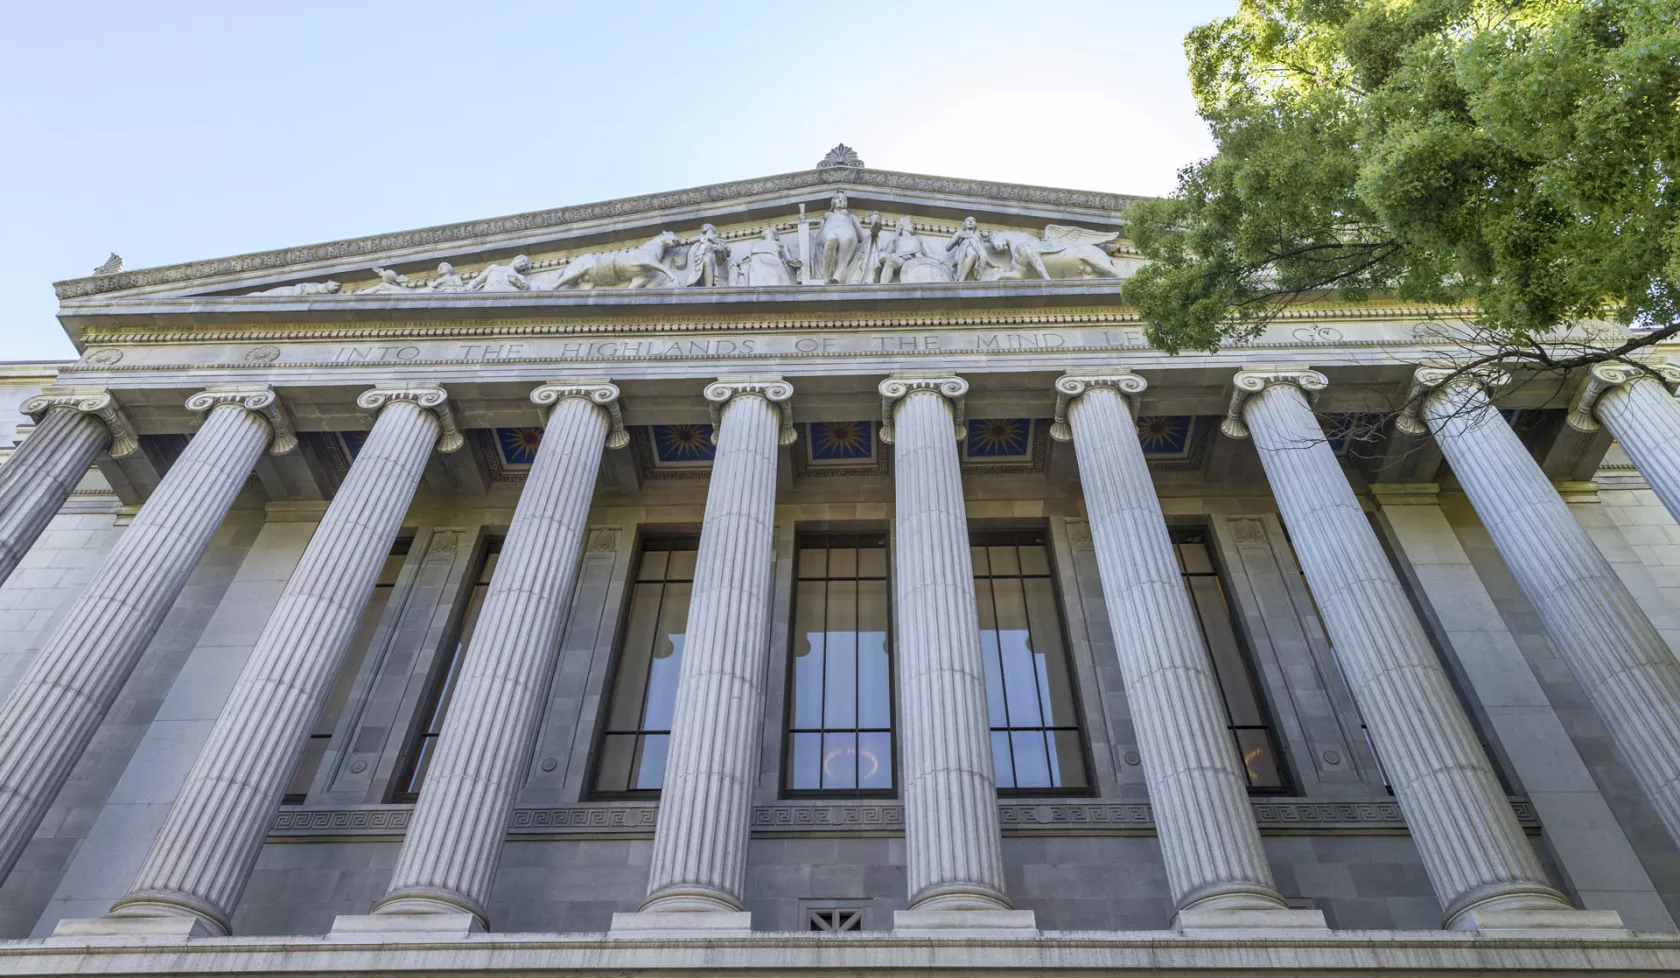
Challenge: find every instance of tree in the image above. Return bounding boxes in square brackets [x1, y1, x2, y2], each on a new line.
[1125, 0, 1680, 377]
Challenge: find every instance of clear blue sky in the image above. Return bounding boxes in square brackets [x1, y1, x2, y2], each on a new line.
[0, 1, 1234, 361]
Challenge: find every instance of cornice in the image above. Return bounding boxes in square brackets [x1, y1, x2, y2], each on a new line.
[54, 168, 1144, 302]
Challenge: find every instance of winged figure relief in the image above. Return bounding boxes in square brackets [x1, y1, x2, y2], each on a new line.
[981, 224, 1128, 281]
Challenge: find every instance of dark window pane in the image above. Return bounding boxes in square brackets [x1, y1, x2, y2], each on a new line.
[859, 732, 893, 790]
[1051, 730, 1088, 790]
[1235, 727, 1285, 789]
[789, 732, 822, 790]
[991, 730, 1015, 788]
[1010, 730, 1053, 788]
[633, 733, 669, 791]
[822, 732, 858, 790]
[1024, 579, 1078, 726]
[792, 580, 827, 729]
[1018, 545, 1050, 577]
[784, 533, 895, 796]
[594, 536, 698, 795]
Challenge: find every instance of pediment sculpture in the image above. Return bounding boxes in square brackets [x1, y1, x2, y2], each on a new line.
[245, 209, 1131, 297]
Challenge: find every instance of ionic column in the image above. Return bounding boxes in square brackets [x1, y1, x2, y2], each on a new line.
[1567, 361, 1680, 523]
[1228, 369, 1587, 929]
[1404, 366, 1680, 856]
[108, 386, 460, 935]
[0, 387, 290, 884]
[879, 376, 1021, 928]
[0, 389, 137, 586]
[628, 380, 793, 927]
[370, 384, 626, 930]
[1052, 375, 1309, 929]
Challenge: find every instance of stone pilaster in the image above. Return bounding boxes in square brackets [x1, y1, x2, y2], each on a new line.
[1229, 368, 1587, 929]
[878, 376, 1025, 931]
[107, 387, 455, 934]
[369, 383, 623, 929]
[629, 379, 792, 927]
[0, 390, 136, 586]
[1404, 365, 1680, 859]
[1567, 361, 1680, 523]
[0, 389, 285, 885]
[1055, 374, 1309, 929]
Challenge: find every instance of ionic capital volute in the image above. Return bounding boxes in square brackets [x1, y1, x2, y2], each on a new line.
[878, 375, 968, 446]
[355, 385, 464, 453]
[1393, 364, 1511, 436]
[1565, 360, 1680, 433]
[703, 378, 796, 447]
[22, 387, 140, 458]
[1221, 367, 1329, 440]
[184, 385, 297, 455]
[1050, 372, 1148, 443]
[531, 382, 629, 449]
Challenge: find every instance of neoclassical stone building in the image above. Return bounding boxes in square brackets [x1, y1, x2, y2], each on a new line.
[2, 152, 1680, 976]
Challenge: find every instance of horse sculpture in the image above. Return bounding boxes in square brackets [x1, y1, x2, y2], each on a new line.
[552, 232, 682, 290]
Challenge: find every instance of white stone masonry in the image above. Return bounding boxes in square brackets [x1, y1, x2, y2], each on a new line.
[1055, 375, 1297, 925]
[1230, 370, 1578, 929]
[880, 377, 1013, 915]
[373, 384, 623, 928]
[636, 380, 791, 917]
[108, 389, 449, 934]
[1412, 368, 1680, 855]
[0, 392, 279, 885]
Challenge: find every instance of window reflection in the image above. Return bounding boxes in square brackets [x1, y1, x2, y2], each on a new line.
[1171, 528, 1288, 792]
[593, 537, 699, 795]
[785, 533, 893, 795]
[972, 530, 1088, 793]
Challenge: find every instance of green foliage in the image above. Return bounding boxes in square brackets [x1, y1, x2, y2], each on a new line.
[1126, 0, 1680, 355]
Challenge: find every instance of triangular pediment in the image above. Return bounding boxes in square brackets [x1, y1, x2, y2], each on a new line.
[54, 165, 1147, 306]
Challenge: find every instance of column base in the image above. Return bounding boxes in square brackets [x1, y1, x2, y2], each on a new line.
[608, 911, 753, 938]
[329, 912, 485, 939]
[1453, 908, 1626, 933]
[1172, 907, 1331, 935]
[49, 915, 217, 941]
[892, 909, 1039, 938]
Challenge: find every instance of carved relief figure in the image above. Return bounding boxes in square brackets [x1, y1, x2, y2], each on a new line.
[983, 226, 1125, 280]
[733, 227, 800, 287]
[464, 255, 532, 292]
[876, 216, 929, 284]
[813, 192, 865, 284]
[844, 211, 884, 284]
[425, 262, 467, 293]
[551, 233, 680, 290]
[250, 280, 341, 296]
[946, 217, 987, 282]
[684, 224, 730, 288]
[357, 268, 418, 294]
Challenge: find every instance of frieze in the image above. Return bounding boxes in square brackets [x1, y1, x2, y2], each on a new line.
[55, 169, 1141, 301]
[267, 797, 1541, 841]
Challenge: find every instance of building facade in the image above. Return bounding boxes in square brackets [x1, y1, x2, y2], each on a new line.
[2, 156, 1680, 975]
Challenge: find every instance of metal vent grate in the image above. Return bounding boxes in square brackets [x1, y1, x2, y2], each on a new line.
[806, 908, 863, 932]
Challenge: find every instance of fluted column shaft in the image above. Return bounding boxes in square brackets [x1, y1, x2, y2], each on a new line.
[0, 400, 272, 883]
[376, 387, 619, 926]
[1422, 376, 1680, 851]
[0, 407, 111, 586]
[886, 379, 1011, 912]
[1595, 374, 1680, 524]
[112, 395, 443, 934]
[1237, 375, 1567, 925]
[641, 383, 787, 913]
[1063, 380, 1286, 916]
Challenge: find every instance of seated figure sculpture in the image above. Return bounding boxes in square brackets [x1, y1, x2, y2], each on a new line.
[732, 227, 800, 287]
[357, 267, 418, 294]
[464, 255, 532, 292]
[876, 216, 929, 284]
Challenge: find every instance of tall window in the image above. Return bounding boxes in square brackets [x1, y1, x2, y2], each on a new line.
[282, 536, 411, 804]
[786, 533, 893, 795]
[592, 537, 698, 796]
[972, 530, 1089, 793]
[391, 537, 500, 802]
[1170, 528, 1288, 791]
